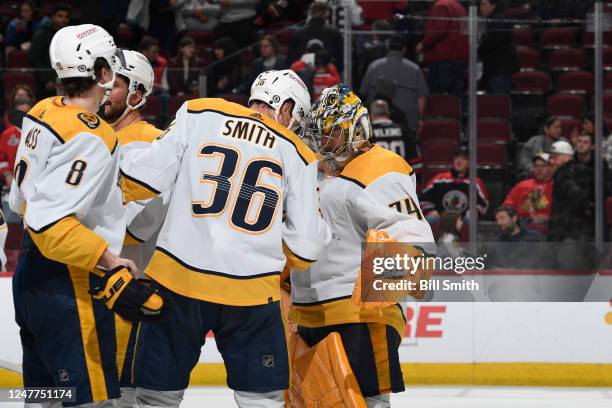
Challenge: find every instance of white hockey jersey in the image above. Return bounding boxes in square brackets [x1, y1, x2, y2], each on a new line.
[8, 97, 125, 271]
[290, 145, 435, 336]
[120, 98, 331, 306]
[116, 120, 166, 273]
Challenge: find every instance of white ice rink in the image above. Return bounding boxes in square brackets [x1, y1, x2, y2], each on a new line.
[178, 386, 612, 408]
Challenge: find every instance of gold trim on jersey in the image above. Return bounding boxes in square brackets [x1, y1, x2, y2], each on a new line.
[289, 298, 406, 338]
[67, 265, 110, 402]
[120, 169, 161, 202]
[368, 322, 392, 393]
[340, 145, 414, 188]
[28, 216, 108, 272]
[146, 247, 281, 306]
[283, 242, 316, 271]
[27, 97, 117, 153]
[116, 121, 163, 146]
[186, 98, 317, 165]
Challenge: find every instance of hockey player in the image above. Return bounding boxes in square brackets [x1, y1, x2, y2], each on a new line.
[289, 85, 435, 407]
[100, 49, 163, 408]
[9, 25, 164, 407]
[119, 69, 331, 407]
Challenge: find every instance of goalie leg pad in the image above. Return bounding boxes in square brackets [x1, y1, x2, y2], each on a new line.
[296, 323, 405, 399]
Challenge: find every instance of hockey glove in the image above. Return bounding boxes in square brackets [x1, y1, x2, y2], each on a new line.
[90, 266, 165, 322]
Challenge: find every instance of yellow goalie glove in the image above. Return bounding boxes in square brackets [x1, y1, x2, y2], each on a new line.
[352, 229, 434, 308]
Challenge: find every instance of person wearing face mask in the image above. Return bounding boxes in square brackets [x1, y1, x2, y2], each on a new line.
[10, 24, 165, 408]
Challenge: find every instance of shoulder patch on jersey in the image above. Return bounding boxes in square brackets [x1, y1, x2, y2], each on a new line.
[340, 145, 414, 188]
[77, 112, 100, 129]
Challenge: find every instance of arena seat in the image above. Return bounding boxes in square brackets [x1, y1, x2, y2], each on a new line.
[540, 28, 578, 49]
[557, 71, 594, 94]
[477, 118, 511, 144]
[547, 48, 584, 72]
[477, 95, 512, 120]
[516, 46, 541, 71]
[424, 95, 461, 120]
[546, 93, 584, 118]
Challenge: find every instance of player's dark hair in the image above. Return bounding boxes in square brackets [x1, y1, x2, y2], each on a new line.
[62, 57, 110, 98]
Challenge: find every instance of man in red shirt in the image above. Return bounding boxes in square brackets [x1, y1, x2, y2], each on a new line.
[503, 152, 553, 229]
[0, 97, 32, 188]
[416, 0, 469, 96]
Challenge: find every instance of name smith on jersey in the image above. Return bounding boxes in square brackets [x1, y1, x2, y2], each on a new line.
[222, 119, 276, 149]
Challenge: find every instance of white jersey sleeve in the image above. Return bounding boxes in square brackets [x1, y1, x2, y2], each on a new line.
[120, 106, 190, 201]
[282, 158, 331, 268]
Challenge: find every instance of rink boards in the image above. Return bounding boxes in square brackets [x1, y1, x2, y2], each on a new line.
[0, 277, 610, 386]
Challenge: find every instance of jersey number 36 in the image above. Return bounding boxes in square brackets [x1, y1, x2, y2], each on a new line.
[192, 144, 282, 234]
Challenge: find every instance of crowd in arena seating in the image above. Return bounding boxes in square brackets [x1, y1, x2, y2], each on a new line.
[0, 0, 609, 270]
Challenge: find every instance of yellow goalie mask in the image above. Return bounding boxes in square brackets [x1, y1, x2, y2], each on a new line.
[304, 84, 372, 164]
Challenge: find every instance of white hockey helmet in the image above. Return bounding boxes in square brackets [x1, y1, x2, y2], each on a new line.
[115, 49, 154, 109]
[49, 24, 118, 104]
[248, 69, 311, 131]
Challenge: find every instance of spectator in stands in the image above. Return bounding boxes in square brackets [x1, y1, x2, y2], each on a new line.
[437, 210, 464, 258]
[478, 0, 518, 94]
[205, 36, 241, 96]
[518, 116, 565, 179]
[574, 132, 612, 194]
[4, 1, 46, 56]
[287, 1, 343, 73]
[570, 113, 594, 146]
[549, 140, 595, 242]
[503, 152, 553, 229]
[494, 206, 544, 242]
[355, 19, 392, 82]
[416, 0, 468, 96]
[2, 84, 36, 132]
[370, 99, 423, 181]
[291, 49, 341, 101]
[360, 34, 428, 137]
[215, 0, 257, 48]
[0, 97, 32, 190]
[421, 146, 489, 222]
[167, 36, 203, 96]
[176, 0, 220, 32]
[140, 36, 169, 94]
[235, 35, 287, 94]
[29, 3, 70, 98]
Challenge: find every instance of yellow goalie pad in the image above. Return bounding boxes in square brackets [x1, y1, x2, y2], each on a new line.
[352, 229, 434, 308]
[280, 286, 366, 408]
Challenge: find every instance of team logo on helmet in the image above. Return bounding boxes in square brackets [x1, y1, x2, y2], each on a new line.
[77, 112, 100, 129]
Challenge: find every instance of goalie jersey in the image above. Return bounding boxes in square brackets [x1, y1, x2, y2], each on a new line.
[9, 97, 125, 270]
[120, 98, 331, 306]
[290, 145, 435, 336]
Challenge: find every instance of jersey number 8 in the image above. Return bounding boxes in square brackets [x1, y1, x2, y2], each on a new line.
[192, 144, 282, 234]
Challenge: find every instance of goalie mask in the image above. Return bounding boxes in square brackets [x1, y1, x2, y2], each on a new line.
[304, 84, 372, 164]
